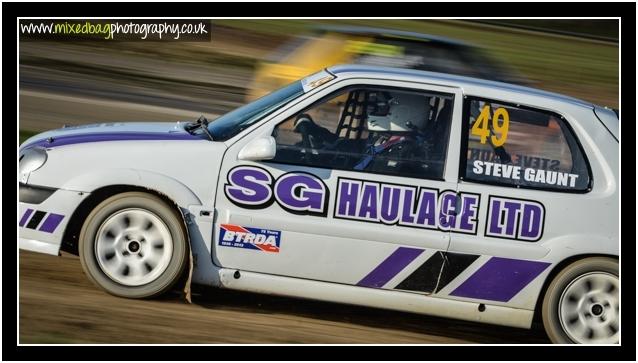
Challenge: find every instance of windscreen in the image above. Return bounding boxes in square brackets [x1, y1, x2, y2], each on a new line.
[208, 80, 305, 141]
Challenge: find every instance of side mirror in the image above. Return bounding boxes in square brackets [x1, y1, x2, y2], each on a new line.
[238, 136, 277, 161]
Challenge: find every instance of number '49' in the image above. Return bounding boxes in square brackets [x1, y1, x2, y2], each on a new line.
[471, 105, 509, 147]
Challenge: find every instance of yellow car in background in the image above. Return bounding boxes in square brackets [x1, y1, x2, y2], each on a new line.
[248, 25, 526, 101]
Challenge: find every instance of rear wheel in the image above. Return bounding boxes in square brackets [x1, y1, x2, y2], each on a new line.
[542, 257, 619, 344]
[79, 192, 188, 298]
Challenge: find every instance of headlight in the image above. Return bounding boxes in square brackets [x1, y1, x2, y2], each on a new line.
[19, 147, 48, 175]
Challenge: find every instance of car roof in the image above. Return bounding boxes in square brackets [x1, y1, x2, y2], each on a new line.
[327, 64, 594, 109]
[312, 25, 470, 47]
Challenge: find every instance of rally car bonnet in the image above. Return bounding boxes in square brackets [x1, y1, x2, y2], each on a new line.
[20, 121, 201, 150]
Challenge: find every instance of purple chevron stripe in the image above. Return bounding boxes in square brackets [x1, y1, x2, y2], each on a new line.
[39, 213, 64, 233]
[450, 257, 550, 302]
[19, 209, 34, 227]
[357, 247, 424, 288]
[22, 132, 199, 149]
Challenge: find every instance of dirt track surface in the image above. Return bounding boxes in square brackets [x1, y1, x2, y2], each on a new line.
[19, 250, 550, 344]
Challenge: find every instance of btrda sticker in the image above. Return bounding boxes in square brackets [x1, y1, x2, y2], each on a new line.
[219, 224, 281, 253]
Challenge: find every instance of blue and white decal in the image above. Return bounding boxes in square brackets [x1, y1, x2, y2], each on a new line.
[334, 178, 480, 235]
[219, 224, 281, 253]
[223, 168, 549, 242]
[224, 166, 329, 217]
[485, 196, 545, 242]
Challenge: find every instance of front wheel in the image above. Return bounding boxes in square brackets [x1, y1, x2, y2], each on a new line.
[79, 192, 189, 298]
[541, 257, 619, 344]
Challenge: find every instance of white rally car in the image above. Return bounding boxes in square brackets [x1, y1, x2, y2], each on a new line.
[19, 65, 619, 344]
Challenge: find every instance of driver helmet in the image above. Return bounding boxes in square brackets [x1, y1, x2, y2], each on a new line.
[366, 92, 429, 132]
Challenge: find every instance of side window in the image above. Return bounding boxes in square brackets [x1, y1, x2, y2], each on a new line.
[464, 98, 591, 191]
[271, 86, 454, 180]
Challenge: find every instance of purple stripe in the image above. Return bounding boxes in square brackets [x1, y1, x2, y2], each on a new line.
[22, 132, 198, 149]
[38, 213, 64, 233]
[357, 247, 424, 288]
[19, 209, 34, 227]
[450, 257, 550, 302]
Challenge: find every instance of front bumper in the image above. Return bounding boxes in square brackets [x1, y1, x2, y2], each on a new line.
[19, 185, 89, 255]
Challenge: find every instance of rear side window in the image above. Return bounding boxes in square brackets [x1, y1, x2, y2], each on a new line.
[462, 98, 591, 192]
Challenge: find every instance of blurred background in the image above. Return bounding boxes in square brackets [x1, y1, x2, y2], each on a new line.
[19, 19, 618, 143]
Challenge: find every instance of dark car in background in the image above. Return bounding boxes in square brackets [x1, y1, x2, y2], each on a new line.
[248, 25, 526, 101]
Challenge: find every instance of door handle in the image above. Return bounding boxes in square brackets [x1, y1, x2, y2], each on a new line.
[453, 192, 462, 216]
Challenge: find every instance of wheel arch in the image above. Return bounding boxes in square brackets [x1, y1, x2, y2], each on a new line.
[61, 178, 200, 255]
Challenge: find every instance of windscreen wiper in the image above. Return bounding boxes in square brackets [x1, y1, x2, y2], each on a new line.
[186, 115, 215, 141]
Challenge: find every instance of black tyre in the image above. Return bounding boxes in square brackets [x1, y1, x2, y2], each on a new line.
[542, 257, 619, 344]
[79, 192, 188, 298]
